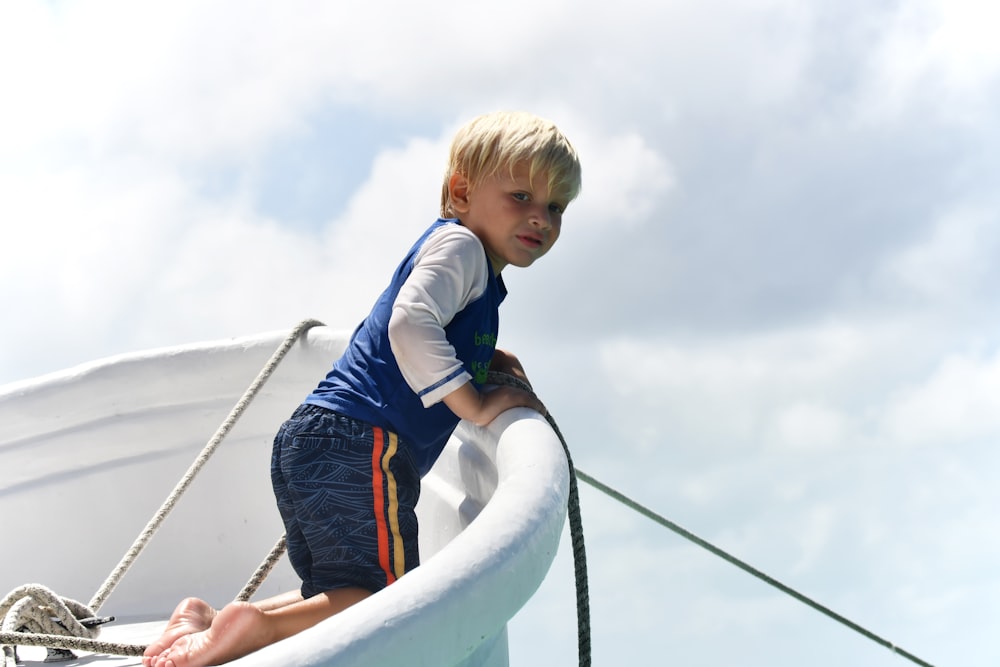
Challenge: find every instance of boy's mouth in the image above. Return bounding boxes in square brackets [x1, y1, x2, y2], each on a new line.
[517, 234, 543, 249]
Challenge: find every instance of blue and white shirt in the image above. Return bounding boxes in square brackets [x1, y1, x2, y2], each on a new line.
[305, 218, 506, 476]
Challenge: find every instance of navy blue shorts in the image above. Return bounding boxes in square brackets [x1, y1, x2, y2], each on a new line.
[270, 404, 420, 598]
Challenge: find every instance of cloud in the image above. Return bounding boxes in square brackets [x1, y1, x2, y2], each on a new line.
[878, 205, 999, 308]
[771, 402, 850, 451]
[595, 323, 875, 455]
[2, 1, 999, 664]
[861, 0, 1000, 124]
[567, 129, 675, 228]
[882, 349, 1000, 446]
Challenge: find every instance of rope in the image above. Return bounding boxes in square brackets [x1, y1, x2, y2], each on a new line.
[573, 470, 937, 667]
[2, 332, 591, 665]
[546, 413, 592, 667]
[1, 585, 108, 666]
[89, 318, 325, 612]
[236, 535, 288, 603]
[486, 371, 591, 667]
[1, 323, 939, 667]
[0, 539, 290, 663]
[1, 320, 323, 662]
[0, 631, 146, 658]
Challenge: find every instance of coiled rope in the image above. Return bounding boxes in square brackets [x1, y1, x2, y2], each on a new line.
[1, 319, 324, 664]
[1, 585, 107, 665]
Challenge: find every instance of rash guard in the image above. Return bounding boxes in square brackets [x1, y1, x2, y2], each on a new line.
[304, 218, 506, 476]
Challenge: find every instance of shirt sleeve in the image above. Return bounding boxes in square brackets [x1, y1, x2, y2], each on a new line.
[388, 224, 491, 408]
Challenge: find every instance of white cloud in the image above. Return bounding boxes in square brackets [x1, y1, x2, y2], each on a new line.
[598, 306, 1000, 456]
[320, 136, 447, 286]
[859, 0, 1000, 124]
[882, 349, 1000, 446]
[0, 2, 400, 163]
[771, 401, 849, 451]
[0, 159, 196, 370]
[596, 323, 875, 453]
[879, 206, 997, 305]
[569, 130, 674, 227]
[2, 1, 999, 663]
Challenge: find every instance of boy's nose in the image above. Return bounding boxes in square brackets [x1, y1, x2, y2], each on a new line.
[529, 206, 552, 230]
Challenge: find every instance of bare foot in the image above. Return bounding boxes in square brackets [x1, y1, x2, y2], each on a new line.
[143, 598, 217, 667]
[152, 602, 269, 667]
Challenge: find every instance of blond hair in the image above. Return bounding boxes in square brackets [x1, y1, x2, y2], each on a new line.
[440, 111, 582, 217]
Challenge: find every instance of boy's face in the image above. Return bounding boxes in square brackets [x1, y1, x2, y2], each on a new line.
[449, 163, 565, 275]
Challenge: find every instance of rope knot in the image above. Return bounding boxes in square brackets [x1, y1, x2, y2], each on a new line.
[1, 584, 100, 664]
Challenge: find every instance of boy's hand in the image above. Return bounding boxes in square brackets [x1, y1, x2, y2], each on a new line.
[443, 381, 545, 427]
[488, 348, 532, 389]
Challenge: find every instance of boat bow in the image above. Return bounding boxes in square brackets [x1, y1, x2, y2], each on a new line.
[0, 326, 569, 666]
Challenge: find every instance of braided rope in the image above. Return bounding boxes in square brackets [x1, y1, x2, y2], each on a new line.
[236, 535, 288, 603]
[89, 318, 324, 612]
[0, 585, 96, 642]
[3, 329, 590, 664]
[573, 471, 937, 667]
[545, 414, 591, 667]
[1, 632, 146, 658]
[1, 320, 323, 661]
[486, 371, 592, 667]
[1, 585, 106, 666]
[2, 320, 943, 667]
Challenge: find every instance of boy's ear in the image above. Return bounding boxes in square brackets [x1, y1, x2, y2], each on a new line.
[448, 172, 472, 213]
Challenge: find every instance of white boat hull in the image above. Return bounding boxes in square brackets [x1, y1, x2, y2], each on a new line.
[0, 326, 569, 666]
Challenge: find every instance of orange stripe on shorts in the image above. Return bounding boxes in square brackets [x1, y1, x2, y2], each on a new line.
[371, 426, 396, 586]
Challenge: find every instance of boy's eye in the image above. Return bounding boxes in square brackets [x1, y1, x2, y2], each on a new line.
[548, 202, 565, 215]
[512, 192, 530, 202]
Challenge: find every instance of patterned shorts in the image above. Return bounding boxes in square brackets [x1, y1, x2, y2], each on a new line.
[270, 404, 420, 598]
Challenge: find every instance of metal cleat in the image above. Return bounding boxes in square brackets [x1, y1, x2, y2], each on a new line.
[44, 647, 77, 662]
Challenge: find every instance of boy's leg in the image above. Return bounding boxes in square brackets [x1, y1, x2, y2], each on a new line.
[272, 407, 421, 596]
[149, 587, 371, 667]
[252, 589, 304, 611]
[141, 590, 308, 666]
[142, 597, 216, 667]
[146, 407, 420, 667]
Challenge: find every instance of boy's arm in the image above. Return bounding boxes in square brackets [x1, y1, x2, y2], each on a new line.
[442, 380, 545, 427]
[389, 227, 485, 407]
[446, 349, 544, 426]
[389, 226, 544, 424]
[488, 348, 532, 389]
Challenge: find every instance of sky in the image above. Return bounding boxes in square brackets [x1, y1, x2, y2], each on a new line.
[2, 0, 998, 664]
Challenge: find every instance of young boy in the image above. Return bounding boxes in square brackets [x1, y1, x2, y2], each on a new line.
[143, 111, 582, 667]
